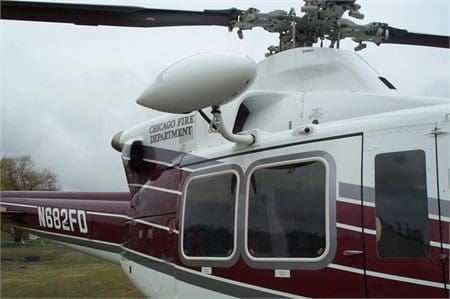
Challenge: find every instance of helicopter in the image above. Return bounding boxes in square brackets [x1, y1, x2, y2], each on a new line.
[1, 0, 449, 298]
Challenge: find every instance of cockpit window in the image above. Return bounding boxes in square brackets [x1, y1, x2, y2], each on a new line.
[182, 171, 238, 258]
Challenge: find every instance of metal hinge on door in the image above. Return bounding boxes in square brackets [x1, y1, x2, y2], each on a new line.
[426, 127, 449, 137]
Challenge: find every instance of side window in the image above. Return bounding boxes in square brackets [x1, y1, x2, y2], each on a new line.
[182, 171, 238, 260]
[375, 150, 430, 257]
[246, 159, 328, 260]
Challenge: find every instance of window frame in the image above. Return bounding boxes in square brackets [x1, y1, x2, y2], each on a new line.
[179, 168, 241, 265]
[243, 155, 333, 269]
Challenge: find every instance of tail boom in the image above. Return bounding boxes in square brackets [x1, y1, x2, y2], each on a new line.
[0, 191, 131, 263]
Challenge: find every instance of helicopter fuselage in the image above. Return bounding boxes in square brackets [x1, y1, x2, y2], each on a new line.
[2, 47, 449, 298]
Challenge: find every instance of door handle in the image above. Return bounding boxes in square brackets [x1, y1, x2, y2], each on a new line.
[343, 250, 363, 256]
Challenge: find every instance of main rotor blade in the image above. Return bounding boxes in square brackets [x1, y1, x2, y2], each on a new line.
[385, 26, 449, 49]
[1, 1, 242, 28]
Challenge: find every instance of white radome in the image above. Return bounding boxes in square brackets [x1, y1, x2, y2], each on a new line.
[136, 51, 257, 113]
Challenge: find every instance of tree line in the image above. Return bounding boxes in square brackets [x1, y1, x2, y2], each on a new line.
[1, 155, 60, 191]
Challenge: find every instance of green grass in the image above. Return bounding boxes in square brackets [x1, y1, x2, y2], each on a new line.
[1, 233, 144, 298]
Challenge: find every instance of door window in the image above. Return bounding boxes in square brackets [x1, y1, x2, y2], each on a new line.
[375, 150, 430, 257]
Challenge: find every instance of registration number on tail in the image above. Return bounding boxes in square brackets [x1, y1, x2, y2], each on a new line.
[38, 207, 88, 233]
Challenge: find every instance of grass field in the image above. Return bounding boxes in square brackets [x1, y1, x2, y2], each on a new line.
[1, 233, 143, 298]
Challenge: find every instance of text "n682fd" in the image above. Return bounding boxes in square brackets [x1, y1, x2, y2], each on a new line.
[38, 207, 88, 233]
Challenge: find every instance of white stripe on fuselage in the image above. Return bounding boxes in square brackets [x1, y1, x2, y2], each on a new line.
[1, 202, 37, 209]
[336, 222, 448, 249]
[128, 184, 182, 195]
[338, 196, 449, 223]
[122, 155, 176, 168]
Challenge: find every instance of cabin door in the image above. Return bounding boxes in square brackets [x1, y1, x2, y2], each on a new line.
[363, 124, 447, 297]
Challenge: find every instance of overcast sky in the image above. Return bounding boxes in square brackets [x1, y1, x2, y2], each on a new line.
[1, 0, 449, 191]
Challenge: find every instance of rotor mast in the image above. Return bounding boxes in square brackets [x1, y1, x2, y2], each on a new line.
[230, 0, 374, 55]
[229, 0, 448, 55]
